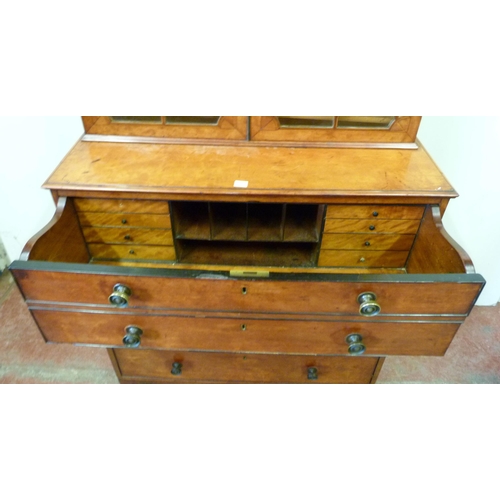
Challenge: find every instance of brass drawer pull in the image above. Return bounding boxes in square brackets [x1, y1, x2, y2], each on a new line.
[109, 283, 131, 308]
[357, 291, 381, 317]
[123, 325, 143, 348]
[307, 367, 318, 380]
[346, 333, 366, 355]
[171, 362, 183, 376]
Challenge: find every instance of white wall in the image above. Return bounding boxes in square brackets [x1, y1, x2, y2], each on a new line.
[418, 117, 500, 305]
[0, 117, 84, 262]
[1, 117, 498, 305]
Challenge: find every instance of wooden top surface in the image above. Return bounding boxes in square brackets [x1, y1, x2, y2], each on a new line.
[44, 140, 457, 200]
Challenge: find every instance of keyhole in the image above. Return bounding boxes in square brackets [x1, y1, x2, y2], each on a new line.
[242, 287, 247, 295]
[241, 324, 247, 331]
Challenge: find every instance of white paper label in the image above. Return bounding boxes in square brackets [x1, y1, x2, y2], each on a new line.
[233, 180, 249, 188]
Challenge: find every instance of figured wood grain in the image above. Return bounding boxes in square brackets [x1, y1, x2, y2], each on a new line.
[13, 269, 484, 316]
[78, 212, 172, 229]
[31, 310, 460, 356]
[82, 227, 174, 245]
[20, 197, 89, 263]
[114, 349, 379, 384]
[43, 141, 457, 200]
[326, 205, 424, 220]
[318, 250, 408, 268]
[324, 219, 421, 234]
[321, 233, 415, 251]
[88, 244, 176, 261]
[74, 198, 170, 214]
[407, 205, 476, 274]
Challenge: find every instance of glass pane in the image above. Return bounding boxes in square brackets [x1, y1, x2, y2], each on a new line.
[337, 116, 396, 129]
[165, 116, 220, 126]
[110, 116, 162, 123]
[277, 116, 335, 129]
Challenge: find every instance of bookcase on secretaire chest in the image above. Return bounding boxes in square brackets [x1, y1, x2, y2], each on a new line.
[10, 116, 485, 383]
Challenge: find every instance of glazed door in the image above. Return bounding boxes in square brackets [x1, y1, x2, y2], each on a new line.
[83, 116, 248, 141]
[250, 116, 421, 145]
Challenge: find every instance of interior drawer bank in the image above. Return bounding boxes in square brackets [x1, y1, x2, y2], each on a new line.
[11, 197, 484, 319]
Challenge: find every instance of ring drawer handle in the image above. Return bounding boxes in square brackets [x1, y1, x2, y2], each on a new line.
[123, 325, 143, 348]
[171, 362, 183, 376]
[307, 367, 318, 380]
[357, 291, 381, 317]
[109, 283, 131, 308]
[346, 333, 366, 355]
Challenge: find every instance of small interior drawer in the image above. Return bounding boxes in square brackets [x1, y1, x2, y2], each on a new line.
[78, 212, 172, 229]
[114, 349, 380, 384]
[318, 249, 408, 268]
[326, 205, 424, 220]
[88, 244, 176, 261]
[74, 198, 170, 214]
[82, 227, 174, 245]
[321, 233, 415, 251]
[323, 218, 421, 234]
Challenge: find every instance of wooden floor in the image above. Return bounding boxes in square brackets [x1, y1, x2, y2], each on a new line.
[1, 269, 499, 384]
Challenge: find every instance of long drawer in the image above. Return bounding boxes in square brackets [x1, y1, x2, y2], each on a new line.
[13, 264, 483, 317]
[31, 309, 460, 356]
[114, 349, 380, 384]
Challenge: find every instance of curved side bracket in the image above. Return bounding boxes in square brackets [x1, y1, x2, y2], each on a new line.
[20, 197, 89, 263]
[406, 205, 476, 274]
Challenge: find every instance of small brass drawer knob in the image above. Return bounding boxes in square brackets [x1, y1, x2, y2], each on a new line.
[357, 291, 381, 317]
[109, 284, 132, 308]
[123, 325, 143, 348]
[171, 362, 183, 376]
[346, 333, 366, 355]
[307, 367, 318, 380]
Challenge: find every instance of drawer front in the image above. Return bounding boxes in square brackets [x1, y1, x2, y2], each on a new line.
[318, 250, 408, 268]
[88, 244, 176, 261]
[326, 205, 424, 220]
[74, 198, 170, 214]
[323, 219, 421, 234]
[82, 227, 174, 245]
[114, 349, 379, 383]
[321, 233, 415, 251]
[14, 268, 483, 316]
[32, 310, 460, 356]
[78, 212, 172, 229]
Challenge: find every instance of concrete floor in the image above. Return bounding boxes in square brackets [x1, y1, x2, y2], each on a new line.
[1, 269, 499, 384]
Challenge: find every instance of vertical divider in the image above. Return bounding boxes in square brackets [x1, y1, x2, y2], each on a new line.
[245, 203, 249, 241]
[280, 204, 287, 242]
[208, 202, 214, 241]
